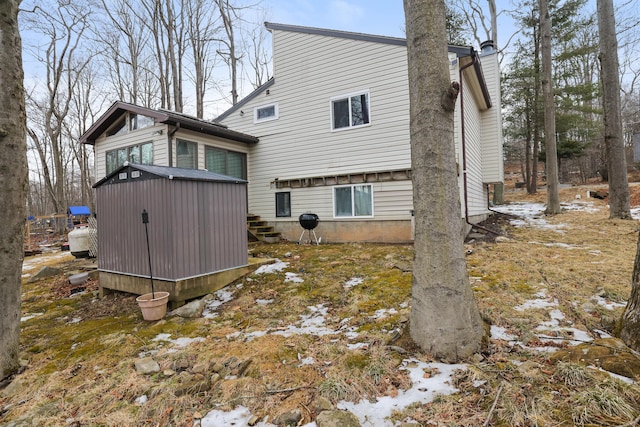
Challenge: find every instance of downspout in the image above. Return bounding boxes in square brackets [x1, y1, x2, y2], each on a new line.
[459, 51, 498, 236]
[168, 123, 181, 167]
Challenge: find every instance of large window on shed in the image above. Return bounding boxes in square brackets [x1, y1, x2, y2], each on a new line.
[333, 184, 373, 217]
[176, 140, 197, 169]
[106, 142, 153, 175]
[331, 91, 370, 130]
[205, 146, 246, 179]
[275, 192, 291, 217]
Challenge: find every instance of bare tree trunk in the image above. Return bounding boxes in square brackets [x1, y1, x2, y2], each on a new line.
[0, 0, 27, 381]
[539, 0, 560, 214]
[404, 0, 484, 362]
[620, 232, 640, 350]
[531, 15, 540, 195]
[597, 0, 631, 219]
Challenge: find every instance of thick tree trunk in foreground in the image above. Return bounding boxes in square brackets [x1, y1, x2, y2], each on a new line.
[597, 0, 631, 220]
[620, 233, 640, 350]
[404, 0, 485, 362]
[539, 0, 560, 214]
[0, 0, 28, 381]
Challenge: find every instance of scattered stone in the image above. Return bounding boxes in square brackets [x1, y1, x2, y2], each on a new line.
[212, 361, 224, 373]
[581, 302, 596, 313]
[392, 262, 412, 272]
[210, 373, 221, 386]
[135, 357, 160, 374]
[174, 378, 210, 397]
[247, 415, 260, 426]
[314, 396, 334, 414]
[468, 232, 485, 240]
[386, 345, 408, 355]
[272, 408, 302, 426]
[163, 369, 176, 377]
[316, 410, 361, 427]
[192, 362, 209, 374]
[233, 359, 253, 377]
[171, 359, 191, 372]
[594, 287, 607, 297]
[29, 266, 62, 282]
[134, 395, 148, 405]
[397, 423, 421, 427]
[193, 411, 203, 419]
[495, 236, 512, 243]
[169, 298, 207, 318]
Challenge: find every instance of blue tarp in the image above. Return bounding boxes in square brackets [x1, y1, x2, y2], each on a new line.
[68, 206, 91, 216]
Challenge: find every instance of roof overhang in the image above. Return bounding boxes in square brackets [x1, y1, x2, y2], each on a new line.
[80, 101, 258, 145]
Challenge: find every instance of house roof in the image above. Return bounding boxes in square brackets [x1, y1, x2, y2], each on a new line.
[80, 101, 259, 145]
[93, 163, 248, 188]
[216, 23, 492, 121]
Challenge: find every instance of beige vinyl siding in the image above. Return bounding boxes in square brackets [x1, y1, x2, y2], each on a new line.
[461, 82, 488, 217]
[225, 32, 413, 222]
[94, 122, 169, 180]
[479, 52, 504, 183]
[172, 129, 250, 171]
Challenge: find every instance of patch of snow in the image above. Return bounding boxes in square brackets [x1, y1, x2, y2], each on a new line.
[344, 277, 363, 289]
[253, 259, 289, 275]
[588, 365, 636, 384]
[273, 304, 336, 337]
[256, 299, 273, 305]
[490, 325, 517, 341]
[152, 333, 205, 348]
[337, 359, 467, 427]
[201, 406, 275, 427]
[371, 308, 398, 319]
[20, 312, 44, 322]
[591, 295, 626, 311]
[203, 287, 237, 318]
[285, 272, 304, 283]
[631, 207, 640, 220]
[492, 203, 566, 233]
[135, 395, 148, 405]
[21, 250, 74, 275]
[298, 355, 315, 367]
[346, 342, 368, 350]
[514, 289, 559, 311]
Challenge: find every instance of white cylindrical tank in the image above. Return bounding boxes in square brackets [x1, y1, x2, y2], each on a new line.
[68, 227, 91, 258]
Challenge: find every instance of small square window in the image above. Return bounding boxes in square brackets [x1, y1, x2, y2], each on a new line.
[254, 103, 279, 123]
[331, 91, 370, 130]
[276, 192, 291, 217]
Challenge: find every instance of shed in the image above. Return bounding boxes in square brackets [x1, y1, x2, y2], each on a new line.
[93, 163, 249, 306]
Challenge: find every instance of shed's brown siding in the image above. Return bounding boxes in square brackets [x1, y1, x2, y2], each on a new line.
[96, 178, 247, 280]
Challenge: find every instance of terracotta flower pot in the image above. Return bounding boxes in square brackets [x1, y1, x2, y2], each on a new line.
[136, 291, 170, 321]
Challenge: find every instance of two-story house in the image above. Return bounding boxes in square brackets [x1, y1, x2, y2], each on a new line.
[81, 22, 503, 243]
[216, 22, 503, 242]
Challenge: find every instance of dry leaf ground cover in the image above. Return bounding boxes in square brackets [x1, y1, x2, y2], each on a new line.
[3, 184, 640, 426]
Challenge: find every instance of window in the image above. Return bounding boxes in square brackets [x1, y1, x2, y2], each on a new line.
[205, 146, 246, 179]
[275, 192, 291, 217]
[106, 117, 127, 136]
[254, 103, 279, 123]
[331, 92, 370, 130]
[130, 113, 154, 131]
[106, 142, 154, 174]
[333, 184, 373, 217]
[176, 140, 197, 169]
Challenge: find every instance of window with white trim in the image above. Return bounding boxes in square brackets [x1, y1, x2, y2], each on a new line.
[275, 192, 291, 217]
[331, 91, 370, 130]
[333, 184, 373, 217]
[254, 103, 279, 123]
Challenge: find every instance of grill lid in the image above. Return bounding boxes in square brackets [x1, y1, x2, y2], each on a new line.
[299, 213, 319, 230]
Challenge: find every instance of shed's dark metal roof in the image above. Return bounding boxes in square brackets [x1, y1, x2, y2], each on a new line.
[216, 23, 492, 121]
[93, 163, 248, 188]
[81, 101, 258, 145]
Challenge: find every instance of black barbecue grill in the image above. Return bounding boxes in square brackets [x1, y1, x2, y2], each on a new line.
[298, 213, 320, 245]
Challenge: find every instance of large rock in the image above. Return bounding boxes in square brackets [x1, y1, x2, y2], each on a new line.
[316, 410, 361, 427]
[29, 266, 62, 282]
[135, 357, 160, 374]
[272, 408, 302, 426]
[169, 298, 207, 318]
[550, 337, 640, 379]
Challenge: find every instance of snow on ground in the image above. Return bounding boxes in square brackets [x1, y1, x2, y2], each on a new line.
[152, 333, 205, 350]
[591, 295, 626, 310]
[194, 201, 637, 425]
[21, 250, 74, 279]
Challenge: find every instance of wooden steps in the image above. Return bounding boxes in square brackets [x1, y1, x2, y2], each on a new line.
[247, 214, 281, 243]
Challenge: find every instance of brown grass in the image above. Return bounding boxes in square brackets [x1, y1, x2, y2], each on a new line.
[3, 184, 640, 426]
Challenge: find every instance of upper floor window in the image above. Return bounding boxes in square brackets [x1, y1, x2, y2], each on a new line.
[333, 184, 373, 218]
[130, 113, 155, 131]
[106, 142, 153, 175]
[205, 146, 246, 179]
[331, 91, 370, 130]
[176, 140, 197, 169]
[254, 103, 279, 123]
